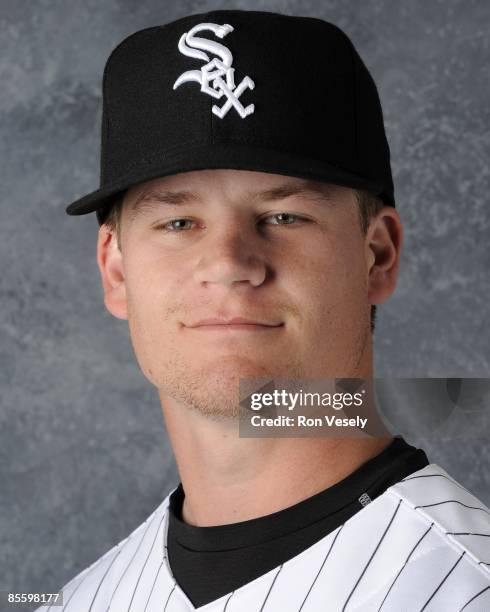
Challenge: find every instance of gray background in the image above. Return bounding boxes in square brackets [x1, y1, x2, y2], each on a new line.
[1, 0, 488, 607]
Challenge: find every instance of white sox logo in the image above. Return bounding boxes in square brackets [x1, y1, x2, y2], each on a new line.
[172, 22, 255, 119]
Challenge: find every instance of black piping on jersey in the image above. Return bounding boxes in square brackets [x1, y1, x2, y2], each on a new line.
[127, 509, 168, 612]
[341, 499, 403, 611]
[401, 472, 470, 494]
[377, 521, 435, 611]
[298, 524, 344, 611]
[259, 563, 284, 611]
[414, 499, 490, 515]
[222, 589, 234, 611]
[459, 585, 490, 611]
[419, 551, 466, 612]
[445, 531, 490, 536]
[143, 560, 164, 612]
[163, 584, 176, 612]
[106, 509, 165, 612]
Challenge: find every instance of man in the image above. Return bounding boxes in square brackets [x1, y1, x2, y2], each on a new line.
[36, 9, 489, 612]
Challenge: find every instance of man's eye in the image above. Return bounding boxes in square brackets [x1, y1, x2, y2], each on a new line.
[263, 212, 302, 225]
[160, 219, 195, 232]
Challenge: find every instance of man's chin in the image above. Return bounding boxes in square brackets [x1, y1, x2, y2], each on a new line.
[153, 350, 306, 419]
[166, 382, 244, 420]
[160, 362, 274, 420]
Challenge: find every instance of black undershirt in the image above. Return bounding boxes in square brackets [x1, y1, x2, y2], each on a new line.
[167, 436, 429, 608]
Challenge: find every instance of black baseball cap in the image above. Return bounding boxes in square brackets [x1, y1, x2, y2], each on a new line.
[65, 9, 395, 225]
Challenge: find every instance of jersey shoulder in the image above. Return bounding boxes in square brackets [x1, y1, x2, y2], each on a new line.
[33, 490, 173, 612]
[387, 462, 490, 576]
[316, 463, 490, 611]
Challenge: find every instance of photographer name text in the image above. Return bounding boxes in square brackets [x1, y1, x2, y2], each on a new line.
[250, 414, 368, 429]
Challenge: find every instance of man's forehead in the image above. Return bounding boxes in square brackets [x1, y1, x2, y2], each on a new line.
[124, 169, 347, 211]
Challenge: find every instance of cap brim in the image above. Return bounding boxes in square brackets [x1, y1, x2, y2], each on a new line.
[65, 143, 390, 217]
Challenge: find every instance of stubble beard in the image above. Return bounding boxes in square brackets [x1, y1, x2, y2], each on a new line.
[127, 299, 370, 421]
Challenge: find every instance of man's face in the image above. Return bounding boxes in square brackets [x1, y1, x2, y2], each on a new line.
[106, 169, 374, 418]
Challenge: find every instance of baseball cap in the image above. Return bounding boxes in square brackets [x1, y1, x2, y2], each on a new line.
[64, 9, 395, 225]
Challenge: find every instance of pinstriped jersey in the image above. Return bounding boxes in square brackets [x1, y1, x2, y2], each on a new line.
[35, 463, 490, 611]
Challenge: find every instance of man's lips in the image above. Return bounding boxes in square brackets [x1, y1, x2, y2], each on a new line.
[185, 317, 284, 330]
[188, 324, 283, 331]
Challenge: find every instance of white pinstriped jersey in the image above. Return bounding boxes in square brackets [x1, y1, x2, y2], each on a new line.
[35, 463, 490, 612]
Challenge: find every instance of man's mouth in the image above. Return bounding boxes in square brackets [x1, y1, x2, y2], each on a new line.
[185, 317, 284, 331]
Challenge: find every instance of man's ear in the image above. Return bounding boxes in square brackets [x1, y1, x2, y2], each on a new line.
[97, 224, 128, 320]
[366, 207, 404, 306]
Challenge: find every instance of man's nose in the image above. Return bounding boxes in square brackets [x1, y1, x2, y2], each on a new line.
[192, 220, 267, 287]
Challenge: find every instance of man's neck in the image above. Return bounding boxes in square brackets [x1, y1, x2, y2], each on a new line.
[160, 392, 393, 526]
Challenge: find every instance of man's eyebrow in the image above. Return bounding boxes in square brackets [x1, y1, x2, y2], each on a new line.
[129, 190, 198, 221]
[129, 180, 335, 221]
[254, 181, 335, 205]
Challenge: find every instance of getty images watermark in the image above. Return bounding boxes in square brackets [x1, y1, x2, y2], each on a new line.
[238, 378, 490, 439]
